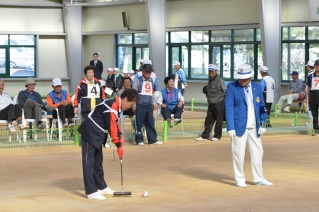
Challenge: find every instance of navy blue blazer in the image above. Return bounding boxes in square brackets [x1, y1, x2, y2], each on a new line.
[90, 60, 104, 80]
[225, 81, 267, 137]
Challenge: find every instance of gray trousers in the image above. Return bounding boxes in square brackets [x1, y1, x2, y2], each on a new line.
[278, 93, 299, 109]
[23, 99, 43, 123]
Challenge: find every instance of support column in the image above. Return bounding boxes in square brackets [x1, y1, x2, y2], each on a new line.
[63, 2, 82, 93]
[259, 0, 281, 103]
[146, 0, 166, 91]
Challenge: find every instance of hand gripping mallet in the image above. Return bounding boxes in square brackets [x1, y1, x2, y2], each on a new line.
[113, 157, 131, 196]
[132, 117, 141, 136]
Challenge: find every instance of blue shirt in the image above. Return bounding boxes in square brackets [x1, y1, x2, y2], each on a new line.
[260, 78, 266, 91]
[176, 68, 187, 85]
[25, 90, 36, 101]
[288, 78, 303, 93]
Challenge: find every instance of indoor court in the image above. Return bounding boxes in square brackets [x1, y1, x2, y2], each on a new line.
[1, 135, 318, 212]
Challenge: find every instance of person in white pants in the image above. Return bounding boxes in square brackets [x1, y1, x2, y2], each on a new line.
[225, 64, 273, 188]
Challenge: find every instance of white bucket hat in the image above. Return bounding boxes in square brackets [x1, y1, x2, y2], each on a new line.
[260, 66, 268, 73]
[235, 64, 254, 79]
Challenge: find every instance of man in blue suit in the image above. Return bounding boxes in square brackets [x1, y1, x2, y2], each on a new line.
[225, 64, 273, 188]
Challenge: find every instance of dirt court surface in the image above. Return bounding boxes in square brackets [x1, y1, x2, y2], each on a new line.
[0, 135, 318, 212]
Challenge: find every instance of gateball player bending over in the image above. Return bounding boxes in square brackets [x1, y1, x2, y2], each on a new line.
[225, 64, 273, 188]
[78, 89, 140, 200]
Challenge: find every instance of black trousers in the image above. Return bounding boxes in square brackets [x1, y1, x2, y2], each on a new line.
[265, 103, 272, 116]
[123, 108, 134, 117]
[52, 104, 74, 121]
[161, 105, 184, 120]
[201, 100, 225, 139]
[309, 92, 319, 130]
[81, 137, 107, 195]
[0, 104, 23, 121]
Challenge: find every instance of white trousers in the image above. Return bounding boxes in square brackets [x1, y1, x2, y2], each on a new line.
[278, 93, 299, 109]
[231, 128, 264, 184]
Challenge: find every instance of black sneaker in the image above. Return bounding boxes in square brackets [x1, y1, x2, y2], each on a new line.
[312, 130, 319, 136]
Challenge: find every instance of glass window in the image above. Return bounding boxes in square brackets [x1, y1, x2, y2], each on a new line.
[117, 46, 132, 73]
[134, 33, 148, 44]
[222, 45, 231, 79]
[308, 26, 319, 40]
[290, 27, 305, 40]
[191, 45, 208, 79]
[166, 32, 168, 44]
[0, 35, 8, 45]
[282, 27, 289, 40]
[309, 43, 319, 63]
[233, 44, 254, 76]
[171, 31, 189, 43]
[282, 43, 305, 81]
[211, 46, 221, 76]
[118, 34, 132, 44]
[181, 46, 189, 78]
[9, 47, 34, 77]
[0, 48, 6, 74]
[166, 46, 168, 77]
[257, 44, 263, 80]
[234, 29, 254, 41]
[191, 31, 209, 43]
[256, 29, 261, 41]
[10, 35, 34, 45]
[211, 30, 231, 42]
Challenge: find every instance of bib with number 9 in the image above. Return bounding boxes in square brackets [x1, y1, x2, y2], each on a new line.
[141, 81, 153, 95]
[87, 84, 100, 98]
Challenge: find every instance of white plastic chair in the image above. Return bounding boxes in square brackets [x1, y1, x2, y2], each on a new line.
[15, 96, 50, 143]
[50, 108, 63, 142]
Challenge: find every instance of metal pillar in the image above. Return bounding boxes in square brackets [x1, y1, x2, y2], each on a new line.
[63, 1, 82, 93]
[146, 0, 166, 91]
[259, 0, 281, 103]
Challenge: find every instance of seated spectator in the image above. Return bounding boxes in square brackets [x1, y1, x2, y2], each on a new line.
[277, 71, 303, 113]
[47, 78, 74, 128]
[117, 77, 135, 118]
[17, 78, 54, 129]
[0, 79, 27, 132]
[106, 68, 114, 90]
[157, 76, 184, 126]
[113, 68, 123, 93]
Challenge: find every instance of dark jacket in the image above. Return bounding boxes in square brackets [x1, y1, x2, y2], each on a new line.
[17, 90, 43, 107]
[89, 60, 104, 80]
[114, 74, 123, 92]
[106, 74, 114, 89]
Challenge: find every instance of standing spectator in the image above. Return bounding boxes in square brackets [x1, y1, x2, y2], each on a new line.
[123, 70, 129, 78]
[18, 78, 55, 129]
[135, 60, 158, 91]
[133, 63, 162, 145]
[157, 77, 184, 127]
[259, 66, 275, 127]
[173, 61, 187, 96]
[47, 78, 74, 128]
[90, 53, 103, 80]
[105, 68, 114, 89]
[225, 64, 273, 188]
[305, 61, 315, 109]
[307, 59, 319, 136]
[196, 64, 226, 141]
[277, 71, 303, 113]
[74, 66, 106, 119]
[113, 68, 123, 93]
[0, 79, 26, 132]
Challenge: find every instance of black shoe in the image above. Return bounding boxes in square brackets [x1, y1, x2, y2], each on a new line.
[312, 130, 319, 136]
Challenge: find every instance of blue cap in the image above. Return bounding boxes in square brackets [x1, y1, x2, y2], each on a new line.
[290, 71, 299, 76]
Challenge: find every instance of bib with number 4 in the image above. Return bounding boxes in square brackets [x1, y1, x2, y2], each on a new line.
[141, 81, 153, 95]
[87, 83, 100, 98]
[311, 77, 319, 90]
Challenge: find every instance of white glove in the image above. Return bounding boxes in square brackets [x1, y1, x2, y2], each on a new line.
[258, 127, 266, 135]
[227, 130, 236, 139]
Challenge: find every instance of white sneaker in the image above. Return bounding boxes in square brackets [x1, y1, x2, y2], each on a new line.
[98, 187, 115, 195]
[63, 123, 68, 128]
[7, 124, 17, 133]
[137, 142, 144, 146]
[87, 192, 106, 200]
[104, 143, 111, 148]
[151, 141, 163, 145]
[277, 109, 282, 114]
[283, 106, 290, 113]
[195, 137, 207, 141]
[18, 124, 28, 130]
[211, 137, 220, 141]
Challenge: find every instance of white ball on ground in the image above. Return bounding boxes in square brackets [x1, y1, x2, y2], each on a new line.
[142, 191, 148, 197]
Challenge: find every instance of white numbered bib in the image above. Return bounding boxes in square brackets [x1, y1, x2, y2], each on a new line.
[87, 84, 100, 98]
[311, 77, 319, 90]
[141, 81, 153, 95]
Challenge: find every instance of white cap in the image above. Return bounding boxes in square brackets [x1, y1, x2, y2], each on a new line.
[143, 59, 152, 65]
[173, 61, 180, 66]
[129, 70, 135, 74]
[305, 61, 314, 67]
[114, 68, 119, 71]
[140, 59, 144, 63]
[235, 64, 254, 79]
[99, 80, 106, 87]
[208, 64, 217, 71]
[123, 70, 128, 74]
[52, 78, 62, 86]
[107, 68, 113, 72]
[260, 66, 268, 73]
